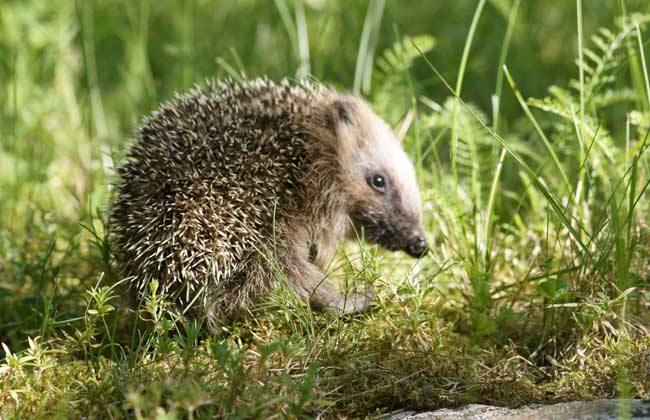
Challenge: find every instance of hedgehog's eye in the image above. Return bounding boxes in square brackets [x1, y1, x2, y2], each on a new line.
[369, 174, 387, 193]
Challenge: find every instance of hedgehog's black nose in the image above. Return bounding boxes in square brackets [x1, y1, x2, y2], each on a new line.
[405, 235, 427, 258]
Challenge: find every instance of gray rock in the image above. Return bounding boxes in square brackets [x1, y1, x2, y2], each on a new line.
[390, 399, 650, 419]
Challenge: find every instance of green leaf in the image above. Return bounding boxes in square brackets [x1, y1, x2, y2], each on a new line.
[536, 278, 568, 300]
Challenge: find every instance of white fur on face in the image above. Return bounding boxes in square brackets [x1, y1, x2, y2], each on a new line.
[359, 112, 423, 224]
[330, 95, 425, 254]
[333, 98, 422, 227]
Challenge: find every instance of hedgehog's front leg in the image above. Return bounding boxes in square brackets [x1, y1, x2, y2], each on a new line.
[301, 263, 375, 314]
[285, 246, 375, 315]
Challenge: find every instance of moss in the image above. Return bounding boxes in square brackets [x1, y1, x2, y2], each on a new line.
[1, 306, 648, 418]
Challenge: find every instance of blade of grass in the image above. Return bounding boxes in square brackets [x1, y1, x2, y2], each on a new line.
[503, 66, 572, 191]
[569, 104, 586, 211]
[485, 0, 521, 262]
[619, 1, 647, 110]
[274, 0, 311, 79]
[414, 44, 590, 257]
[362, 0, 385, 93]
[450, 0, 486, 189]
[353, 0, 385, 94]
[577, 0, 585, 137]
[181, 0, 196, 87]
[576, 0, 589, 216]
[274, 0, 298, 53]
[636, 22, 650, 107]
[295, 0, 311, 79]
[215, 57, 245, 82]
[77, 0, 108, 140]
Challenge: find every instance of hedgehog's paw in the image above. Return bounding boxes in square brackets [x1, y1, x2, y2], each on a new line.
[337, 287, 376, 315]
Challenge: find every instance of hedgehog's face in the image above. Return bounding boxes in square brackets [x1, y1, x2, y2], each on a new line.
[328, 97, 427, 258]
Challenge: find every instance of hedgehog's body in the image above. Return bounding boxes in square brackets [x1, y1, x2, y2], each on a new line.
[111, 79, 426, 331]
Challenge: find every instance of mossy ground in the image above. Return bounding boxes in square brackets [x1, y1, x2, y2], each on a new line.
[1, 299, 648, 417]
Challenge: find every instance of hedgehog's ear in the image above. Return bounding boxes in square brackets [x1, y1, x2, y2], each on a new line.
[332, 100, 353, 125]
[326, 99, 355, 134]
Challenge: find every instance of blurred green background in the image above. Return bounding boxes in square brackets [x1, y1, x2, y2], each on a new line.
[2, 0, 648, 222]
[3, 0, 649, 137]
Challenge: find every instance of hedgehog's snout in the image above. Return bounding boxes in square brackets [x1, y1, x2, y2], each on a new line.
[405, 234, 427, 258]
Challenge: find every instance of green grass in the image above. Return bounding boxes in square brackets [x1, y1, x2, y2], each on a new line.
[1, 0, 650, 418]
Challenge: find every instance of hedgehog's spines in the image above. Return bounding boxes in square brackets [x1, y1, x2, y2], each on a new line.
[110, 78, 328, 309]
[110, 77, 423, 328]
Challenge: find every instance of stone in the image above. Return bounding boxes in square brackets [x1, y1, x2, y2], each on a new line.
[390, 399, 650, 419]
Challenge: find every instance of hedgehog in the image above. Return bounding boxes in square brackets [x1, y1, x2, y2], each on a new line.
[110, 78, 427, 331]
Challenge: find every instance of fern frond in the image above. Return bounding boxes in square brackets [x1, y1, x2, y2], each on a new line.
[372, 35, 436, 124]
[425, 97, 497, 207]
[375, 35, 436, 80]
[578, 14, 650, 107]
